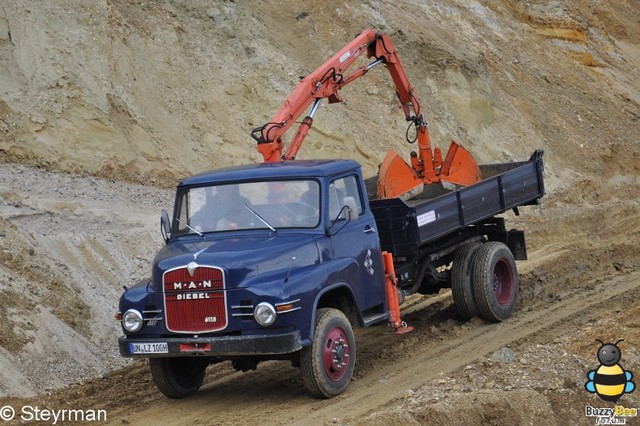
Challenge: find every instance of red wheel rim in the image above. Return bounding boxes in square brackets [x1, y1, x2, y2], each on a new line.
[322, 326, 351, 381]
[493, 258, 514, 305]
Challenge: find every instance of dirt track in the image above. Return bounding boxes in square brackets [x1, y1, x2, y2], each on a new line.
[109, 273, 640, 426]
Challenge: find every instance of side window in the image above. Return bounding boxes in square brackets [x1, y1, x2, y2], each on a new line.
[174, 191, 191, 235]
[328, 175, 363, 221]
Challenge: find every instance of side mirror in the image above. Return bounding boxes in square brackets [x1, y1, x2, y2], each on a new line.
[325, 197, 357, 237]
[160, 210, 171, 243]
[342, 196, 358, 222]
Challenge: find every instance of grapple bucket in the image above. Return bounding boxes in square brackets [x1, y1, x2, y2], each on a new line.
[377, 150, 424, 200]
[439, 141, 482, 187]
[376, 141, 482, 200]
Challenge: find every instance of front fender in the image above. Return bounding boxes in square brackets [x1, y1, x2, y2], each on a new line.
[258, 257, 364, 345]
[307, 282, 361, 344]
[119, 277, 152, 308]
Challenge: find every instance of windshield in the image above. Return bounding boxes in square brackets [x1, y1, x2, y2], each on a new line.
[174, 180, 320, 235]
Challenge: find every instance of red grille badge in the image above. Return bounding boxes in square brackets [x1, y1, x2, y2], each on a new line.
[163, 265, 227, 333]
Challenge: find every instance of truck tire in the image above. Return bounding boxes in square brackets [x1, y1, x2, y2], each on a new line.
[451, 242, 482, 320]
[300, 308, 355, 398]
[149, 357, 206, 398]
[471, 242, 519, 322]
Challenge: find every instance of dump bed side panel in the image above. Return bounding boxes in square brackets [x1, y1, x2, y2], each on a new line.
[370, 150, 544, 257]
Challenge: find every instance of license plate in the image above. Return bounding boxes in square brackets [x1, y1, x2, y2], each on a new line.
[129, 342, 169, 354]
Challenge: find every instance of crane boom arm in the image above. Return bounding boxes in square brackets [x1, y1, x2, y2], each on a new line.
[251, 29, 481, 199]
[252, 29, 422, 162]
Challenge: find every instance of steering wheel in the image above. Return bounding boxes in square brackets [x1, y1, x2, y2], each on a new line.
[282, 202, 319, 226]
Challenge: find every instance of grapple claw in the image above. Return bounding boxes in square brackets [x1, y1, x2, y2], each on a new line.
[377, 142, 482, 200]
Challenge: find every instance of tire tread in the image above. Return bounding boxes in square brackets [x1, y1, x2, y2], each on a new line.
[451, 242, 482, 320]
[149, 357, 205, 398]
[300, 308, 355, 398]
[471, 242, 519, 322]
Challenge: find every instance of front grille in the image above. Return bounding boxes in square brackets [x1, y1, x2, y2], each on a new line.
[163, 265, 227, 333]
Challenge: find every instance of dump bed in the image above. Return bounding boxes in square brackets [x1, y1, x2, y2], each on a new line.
[369, 150, 544, 257]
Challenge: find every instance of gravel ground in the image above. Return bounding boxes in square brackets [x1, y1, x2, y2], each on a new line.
[0, 163, 173, 396]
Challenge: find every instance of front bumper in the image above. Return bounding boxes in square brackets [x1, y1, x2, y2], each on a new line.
[118, 330, 303, 358]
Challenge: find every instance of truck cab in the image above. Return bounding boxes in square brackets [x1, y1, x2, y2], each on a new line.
[117, 160, 388, 398]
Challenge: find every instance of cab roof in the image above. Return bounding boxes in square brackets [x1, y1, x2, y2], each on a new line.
[179, 160, 362, 187]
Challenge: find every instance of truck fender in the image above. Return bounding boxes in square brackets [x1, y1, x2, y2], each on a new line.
[307, 282, 360, 343]
[119, 277, 153, 308]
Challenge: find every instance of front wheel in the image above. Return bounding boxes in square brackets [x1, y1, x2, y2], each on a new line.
[471, 242, 519, 322]
[300, 308, 356, 398]
[149, 357, 207, 398]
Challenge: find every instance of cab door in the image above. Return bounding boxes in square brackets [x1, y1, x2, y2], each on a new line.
[326, 174, 385, 311]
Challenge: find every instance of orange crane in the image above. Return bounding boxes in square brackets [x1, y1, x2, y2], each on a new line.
[251, 29, 482, 199]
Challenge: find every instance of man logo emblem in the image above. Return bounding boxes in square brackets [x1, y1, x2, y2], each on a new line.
[364, 249, 375, 276]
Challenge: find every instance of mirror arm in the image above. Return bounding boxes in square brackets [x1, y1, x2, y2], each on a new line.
[325, 205, 352, 237]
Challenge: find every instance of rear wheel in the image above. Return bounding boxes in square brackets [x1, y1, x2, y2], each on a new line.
[300, 308, 355, 398]
[149, 357, 207, 398]
[451, 242, 483, 320]
[471, 242, 519, 322]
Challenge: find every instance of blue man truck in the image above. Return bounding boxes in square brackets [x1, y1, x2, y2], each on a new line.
[116, 30, 545, 398]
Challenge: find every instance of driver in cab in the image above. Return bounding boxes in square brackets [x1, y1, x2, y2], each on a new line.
[191, 184, 251, 231]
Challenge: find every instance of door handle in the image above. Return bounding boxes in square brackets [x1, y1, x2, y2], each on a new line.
[364, 226, 376, 234]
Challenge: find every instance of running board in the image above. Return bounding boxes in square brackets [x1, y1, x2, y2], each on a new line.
[362, 312, 389, 327]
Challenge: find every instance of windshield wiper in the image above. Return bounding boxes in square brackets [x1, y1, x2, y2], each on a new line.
[244, 204, 276, 232]
[176, 218, 204, 237]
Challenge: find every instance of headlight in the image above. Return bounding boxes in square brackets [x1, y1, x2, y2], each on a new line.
[254, 302, 276, 326]
[122, 309, 143, 332]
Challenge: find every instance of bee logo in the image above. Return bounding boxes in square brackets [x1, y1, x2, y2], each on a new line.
[585, 339, 636, 402]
